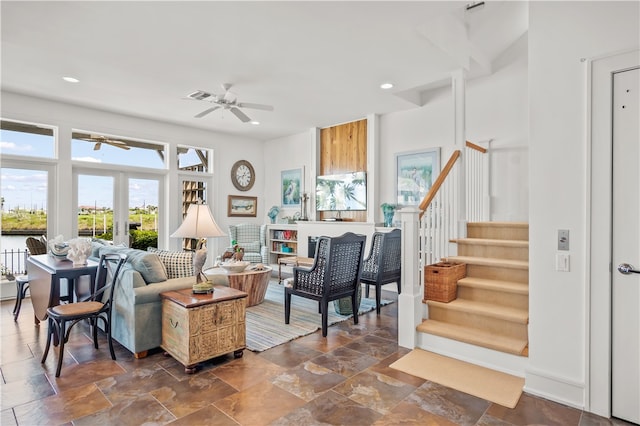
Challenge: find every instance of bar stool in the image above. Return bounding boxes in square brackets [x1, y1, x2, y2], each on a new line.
[12, 275, 29, 321]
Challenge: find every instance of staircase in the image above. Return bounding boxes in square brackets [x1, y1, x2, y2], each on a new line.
[417, 222, 529, 359]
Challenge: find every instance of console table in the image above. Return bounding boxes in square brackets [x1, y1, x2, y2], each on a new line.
[160, 286, 247, 373]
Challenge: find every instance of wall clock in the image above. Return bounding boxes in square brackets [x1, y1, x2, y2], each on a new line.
[231, 160, 255, 191]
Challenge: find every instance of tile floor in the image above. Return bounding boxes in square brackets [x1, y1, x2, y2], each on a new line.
[0, 289, 632, 426]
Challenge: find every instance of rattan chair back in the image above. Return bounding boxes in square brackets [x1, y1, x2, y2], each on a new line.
[361, 229, 402, 314]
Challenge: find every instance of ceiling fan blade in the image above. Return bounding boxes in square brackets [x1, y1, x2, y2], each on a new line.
[194, 106, 220, 118]
[229, 107, 251, 123]
[108, 142, 131, 150]
[237, 102, 274, 112]
[94, 142, 102, 151]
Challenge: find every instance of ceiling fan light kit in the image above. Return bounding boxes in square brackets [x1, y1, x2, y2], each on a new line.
[188, 83, 274, 123]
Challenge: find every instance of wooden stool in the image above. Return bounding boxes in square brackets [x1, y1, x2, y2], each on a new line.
[13, 276, 29, 322]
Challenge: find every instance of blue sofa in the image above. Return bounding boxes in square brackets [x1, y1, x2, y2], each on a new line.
[91, 243, 228, 357]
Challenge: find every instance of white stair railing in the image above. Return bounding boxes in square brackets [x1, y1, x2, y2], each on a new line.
[418, 141, 489, 267]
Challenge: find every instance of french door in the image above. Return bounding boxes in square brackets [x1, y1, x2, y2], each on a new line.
[74, 169, 162, 247]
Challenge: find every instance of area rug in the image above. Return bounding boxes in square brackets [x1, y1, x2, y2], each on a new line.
[389, 349, 524, 408]
[245, 282, 393, 352]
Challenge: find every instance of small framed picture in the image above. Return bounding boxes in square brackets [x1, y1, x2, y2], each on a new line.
[281, 168, 302, 208]
[395, 148, 440, 206]
[228, 195, 257, 217]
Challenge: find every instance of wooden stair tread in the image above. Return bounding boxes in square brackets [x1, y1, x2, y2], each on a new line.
[457, 277, 529, 295]
[450, 238, 529, 247]
[426, 299, 529, 323]
[445, 255, 529, 270]
[417, 319, 528, 356]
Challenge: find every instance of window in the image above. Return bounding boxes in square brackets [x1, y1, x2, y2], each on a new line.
[0, 119, 55, 158]
[178, 145, 211, 173]
[71, 131, 166, 169]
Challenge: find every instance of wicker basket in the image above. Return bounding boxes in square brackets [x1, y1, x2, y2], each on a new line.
[424, 262, 466, 303]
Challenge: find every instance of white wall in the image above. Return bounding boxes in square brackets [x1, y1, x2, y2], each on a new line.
[527, 0, 639, 410]
[1, 91, 265, 257]
[263, 47, 530, 224]
[263, 130, 315, 222]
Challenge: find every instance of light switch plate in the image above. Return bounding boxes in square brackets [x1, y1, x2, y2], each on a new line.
[556, 253, 570, 272]
[558, 229, 570, 251]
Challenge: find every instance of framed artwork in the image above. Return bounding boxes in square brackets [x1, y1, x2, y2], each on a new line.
[395, 148, 440, 206]
[281, 168, 302, 207]
[227, 195, 257, 217]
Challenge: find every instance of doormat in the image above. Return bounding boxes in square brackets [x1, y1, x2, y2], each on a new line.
[390, 349, 524, 408]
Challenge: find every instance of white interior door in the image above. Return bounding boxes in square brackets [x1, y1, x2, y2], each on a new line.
[612, 66, 640, 424]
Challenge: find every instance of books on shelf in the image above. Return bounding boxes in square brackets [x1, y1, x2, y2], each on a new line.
[272, 230, 297, 241]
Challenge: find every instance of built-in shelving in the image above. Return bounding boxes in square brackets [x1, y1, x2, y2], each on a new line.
[267, 224, 298, 264]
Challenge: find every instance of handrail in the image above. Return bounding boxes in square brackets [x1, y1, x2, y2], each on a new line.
[418, 150, 461, 219]
[465, 140, 487, 153]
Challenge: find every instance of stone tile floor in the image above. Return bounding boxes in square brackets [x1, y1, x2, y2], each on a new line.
[0, 290, 632, 425]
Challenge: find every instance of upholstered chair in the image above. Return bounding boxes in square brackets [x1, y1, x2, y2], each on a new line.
[227, 224, 268, 264]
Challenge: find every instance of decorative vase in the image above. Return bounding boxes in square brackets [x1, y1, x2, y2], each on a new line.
[381, 204, 396, 227]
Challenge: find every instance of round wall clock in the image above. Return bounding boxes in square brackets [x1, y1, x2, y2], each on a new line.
[231, 160, 255, 191]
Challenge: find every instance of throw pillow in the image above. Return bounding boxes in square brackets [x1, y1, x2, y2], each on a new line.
[97, 246, 167, 284]
[148, 248, 194, 279]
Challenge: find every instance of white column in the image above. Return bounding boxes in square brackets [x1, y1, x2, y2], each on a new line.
[452, 68, 467, 233]
[398, 207, 423, 349]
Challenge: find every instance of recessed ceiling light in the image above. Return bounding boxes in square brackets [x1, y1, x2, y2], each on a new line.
[250, 121, 260, 125]
[63, 76, 80, 83]
[380, 83, 394, 90]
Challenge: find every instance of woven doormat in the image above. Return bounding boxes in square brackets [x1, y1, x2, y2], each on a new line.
[390, 349, 524, 408]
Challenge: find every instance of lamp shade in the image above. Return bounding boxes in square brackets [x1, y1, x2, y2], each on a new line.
[170, 203, 225, 239]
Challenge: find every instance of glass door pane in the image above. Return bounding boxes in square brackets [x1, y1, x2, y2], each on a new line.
[1, 167, 48, 275]
[77, 174, 117, 242]
[128, 178, 160, 250]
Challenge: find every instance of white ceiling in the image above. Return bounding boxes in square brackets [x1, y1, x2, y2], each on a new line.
[1, 1, 528, 141]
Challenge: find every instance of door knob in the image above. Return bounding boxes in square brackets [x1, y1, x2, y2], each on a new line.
[617, 263, 640, 275]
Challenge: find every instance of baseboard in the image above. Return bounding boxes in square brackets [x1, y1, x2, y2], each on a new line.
[524, 366, 586, 410]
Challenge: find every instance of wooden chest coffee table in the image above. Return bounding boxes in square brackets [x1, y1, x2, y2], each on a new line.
[160, 286, 247, 373]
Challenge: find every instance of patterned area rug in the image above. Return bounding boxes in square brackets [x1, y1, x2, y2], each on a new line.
[245, 282, 393, 352]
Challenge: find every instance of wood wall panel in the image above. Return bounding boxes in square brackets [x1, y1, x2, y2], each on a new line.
[319, 119, 367, 222]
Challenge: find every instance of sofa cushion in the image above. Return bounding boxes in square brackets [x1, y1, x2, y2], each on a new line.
[148, 248, 194, 279]
[98, 246, 167, 284]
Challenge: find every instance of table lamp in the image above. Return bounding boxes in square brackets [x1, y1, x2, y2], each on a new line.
[171, 201, 226, 293]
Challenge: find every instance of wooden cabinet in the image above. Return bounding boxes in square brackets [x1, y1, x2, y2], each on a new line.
[161, 286, 247, 373]
[267, 224, 298, 264]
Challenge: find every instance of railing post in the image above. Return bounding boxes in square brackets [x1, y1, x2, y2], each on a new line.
[398, 207, 423, 349]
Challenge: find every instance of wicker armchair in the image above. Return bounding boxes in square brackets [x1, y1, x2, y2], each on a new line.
[26, 236, 47, 255]
[361, 229, 402, 314]
[284, 232, 366, 336]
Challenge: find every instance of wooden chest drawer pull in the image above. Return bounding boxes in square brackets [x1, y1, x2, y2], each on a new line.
[169, 318, 179, 328]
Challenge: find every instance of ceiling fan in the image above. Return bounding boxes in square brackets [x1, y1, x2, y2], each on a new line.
[78, 134, 131, 151]
[187, 83, 274, 123]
